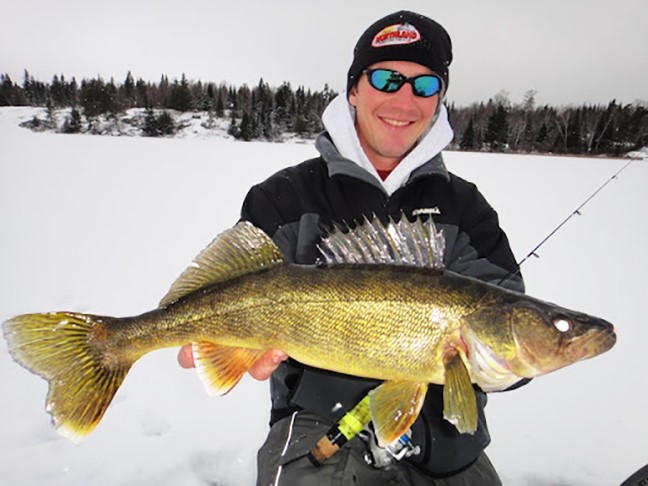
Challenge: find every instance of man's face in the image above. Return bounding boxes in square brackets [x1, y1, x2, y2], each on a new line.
[349, 60, 440, 170]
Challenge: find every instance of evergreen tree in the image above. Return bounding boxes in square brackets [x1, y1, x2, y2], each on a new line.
[122, 71, 135, 109]
[484, 104, 509, 150]
[22, 70, 36, 105]
[554, 109, 571, 153]
[192, 80, 205, 109]
[105, 78, 121, 117]
[50, 75, 65, 107]
[204, 83, 215, 112]
[565, 108, 583, 153]
[80, 78, 103, 119]
[142, 108, 175, 136]
[62, 108, 82, 133]
[252, 78, 275, 139]
[45, 96, 57, 129]
[237, 111, 258, 141]
[25, 75, 48, 105]
[293, 114, 308, 135]
[156, 75, 170, 108]
[613, 104, 647, 154]
[166, 74, 193, 112]
[274, 81, 294, 131]
[519, 113, 535, 150]
[0, 74, 18, 106]
[80, 77, 119, 119]
[215, 88, 225, 117]
[536, 123, 549, 151]
[235, 84, 252, 117]
[626, 106, 648, 150]
[22, 70, 31, 102]
[67, 77, 79, 107]
[227, 86, 238, 112]
[227, 111, 239, 138]
[460, 117, 476, 150]
[135, 78, 149, 107]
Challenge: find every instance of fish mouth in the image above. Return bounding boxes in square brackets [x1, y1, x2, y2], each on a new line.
[567, 317, 616, 360]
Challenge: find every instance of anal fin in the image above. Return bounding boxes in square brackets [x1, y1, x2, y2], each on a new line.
[368, 381, 428, 447]
[192, 342, 265, 396]
[443, 351, 478, 434]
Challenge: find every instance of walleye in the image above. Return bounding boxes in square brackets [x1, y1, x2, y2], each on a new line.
[3, 216, 616, 445]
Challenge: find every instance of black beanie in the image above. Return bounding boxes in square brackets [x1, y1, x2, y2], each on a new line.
[346, 11, 453, 96]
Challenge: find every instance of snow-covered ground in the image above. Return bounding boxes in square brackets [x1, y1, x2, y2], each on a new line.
[1, 106, 646, 485]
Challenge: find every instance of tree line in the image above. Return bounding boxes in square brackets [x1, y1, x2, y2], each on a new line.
[0, 70, 336, 140]
[447, 90, 647, 157]
[1, 71, 646, 155]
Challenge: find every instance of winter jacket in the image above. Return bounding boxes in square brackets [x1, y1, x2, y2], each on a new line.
[239, 96, 524, 475]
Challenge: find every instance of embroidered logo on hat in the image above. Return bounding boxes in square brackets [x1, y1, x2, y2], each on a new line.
[371, 23, 421, 48]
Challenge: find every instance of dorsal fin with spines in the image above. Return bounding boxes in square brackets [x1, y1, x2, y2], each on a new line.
[317, 214, 445, 269]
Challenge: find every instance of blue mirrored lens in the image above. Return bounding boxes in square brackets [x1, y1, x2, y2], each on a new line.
[412, 76, 441, 97]
[369, 70, 402, 92]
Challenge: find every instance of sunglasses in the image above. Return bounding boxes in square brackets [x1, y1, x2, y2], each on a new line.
[363, 68, 443, 98]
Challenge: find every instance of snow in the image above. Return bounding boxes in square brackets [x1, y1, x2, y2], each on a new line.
[1, 106, 646, 485]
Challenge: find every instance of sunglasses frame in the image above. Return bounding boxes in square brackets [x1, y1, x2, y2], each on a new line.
[363, 68, 443, 98]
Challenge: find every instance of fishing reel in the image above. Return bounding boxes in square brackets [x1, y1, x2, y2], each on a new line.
[361, 427, 421, 469]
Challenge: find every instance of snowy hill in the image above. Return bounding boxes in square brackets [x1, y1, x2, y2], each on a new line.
[17, 106, 314, 144]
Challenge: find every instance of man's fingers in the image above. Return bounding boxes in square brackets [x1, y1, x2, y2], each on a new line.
[178, 343, 195, 368]
[178, 344, 287, 380]
[248, 349, 288, 381]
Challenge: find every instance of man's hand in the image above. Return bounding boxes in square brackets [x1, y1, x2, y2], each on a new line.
[248, 349, 289, 380]
[177, 344, 288, 381]
[177, 343, 195, 368]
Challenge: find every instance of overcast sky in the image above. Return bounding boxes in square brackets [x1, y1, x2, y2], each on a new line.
[2, 0, 646, 107]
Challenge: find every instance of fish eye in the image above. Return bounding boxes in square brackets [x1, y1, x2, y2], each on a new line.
[554, 318, 571, 333]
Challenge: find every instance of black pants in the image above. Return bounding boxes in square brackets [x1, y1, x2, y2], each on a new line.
[256, 412, 502, 486]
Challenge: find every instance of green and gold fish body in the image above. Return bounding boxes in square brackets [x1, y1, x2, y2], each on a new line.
[107, 264, 484, 383]
[3, 216, 616, 445]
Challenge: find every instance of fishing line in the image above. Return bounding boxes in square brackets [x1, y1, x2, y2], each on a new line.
[497, 159, 635, 286]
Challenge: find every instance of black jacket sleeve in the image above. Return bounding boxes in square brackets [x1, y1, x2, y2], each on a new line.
[444, 181, 524, 293]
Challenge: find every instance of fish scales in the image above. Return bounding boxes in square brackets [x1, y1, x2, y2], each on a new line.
[106, 264, 488, 384]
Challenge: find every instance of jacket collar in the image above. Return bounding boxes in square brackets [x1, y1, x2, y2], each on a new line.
[316, 93, 453, 196]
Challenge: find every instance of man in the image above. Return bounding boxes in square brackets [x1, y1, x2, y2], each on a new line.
[180, 10, 524, 485]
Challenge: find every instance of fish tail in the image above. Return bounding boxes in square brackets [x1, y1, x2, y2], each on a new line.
[3, 311, 132, 443]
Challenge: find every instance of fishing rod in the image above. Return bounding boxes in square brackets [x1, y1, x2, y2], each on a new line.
[498, 159, 635, 285]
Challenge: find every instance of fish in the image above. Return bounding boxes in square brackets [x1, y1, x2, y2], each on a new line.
[2, 215, 616, 446]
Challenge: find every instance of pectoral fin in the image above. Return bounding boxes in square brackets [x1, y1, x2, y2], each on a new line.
[192, 342, 265, 396]
[368, 381, 428, 447]
[443, 351, 478, 434]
